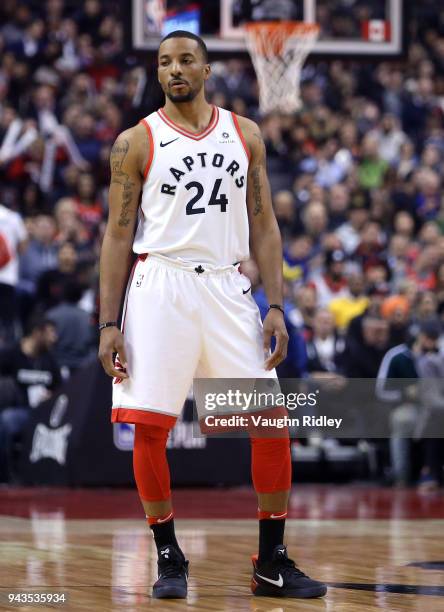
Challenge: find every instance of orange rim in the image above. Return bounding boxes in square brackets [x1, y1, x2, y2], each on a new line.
[245, 21, 319, 56]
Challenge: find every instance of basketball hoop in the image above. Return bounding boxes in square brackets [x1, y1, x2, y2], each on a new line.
[245, 21, 319, 115]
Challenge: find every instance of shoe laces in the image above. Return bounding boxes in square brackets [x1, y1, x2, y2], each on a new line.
[158, 555, 185, 579]
[274, 554, 307, 579]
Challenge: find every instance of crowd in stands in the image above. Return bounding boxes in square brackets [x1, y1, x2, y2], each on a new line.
[0, 1, 444, 487]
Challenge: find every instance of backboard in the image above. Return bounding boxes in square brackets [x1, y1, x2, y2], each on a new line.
[132, 0, 404, 56]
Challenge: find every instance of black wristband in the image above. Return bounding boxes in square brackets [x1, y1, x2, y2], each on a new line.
[269, 304, 284, 315]
[98, 321, 118, 331]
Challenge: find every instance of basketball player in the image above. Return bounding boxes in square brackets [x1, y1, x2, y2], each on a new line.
[99, 31, 326, 600]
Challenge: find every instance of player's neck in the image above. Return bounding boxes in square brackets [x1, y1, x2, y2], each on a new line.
[162, 96, 214, 134]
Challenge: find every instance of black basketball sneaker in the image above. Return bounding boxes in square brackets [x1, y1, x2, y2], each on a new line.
[251, 545, 327, 598]
[152, 544, 189, 599]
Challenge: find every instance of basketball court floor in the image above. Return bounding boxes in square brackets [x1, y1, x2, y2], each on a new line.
[1, 485, 443, 610]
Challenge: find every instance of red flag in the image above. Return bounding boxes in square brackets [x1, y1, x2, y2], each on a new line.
[362, 20, 391, 43]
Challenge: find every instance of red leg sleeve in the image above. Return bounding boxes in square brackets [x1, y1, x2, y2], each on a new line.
[250, 436, 292, 494]
[133, 423, 172, 502]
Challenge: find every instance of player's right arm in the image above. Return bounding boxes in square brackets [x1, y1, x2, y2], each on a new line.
[98, 125, 146, 378]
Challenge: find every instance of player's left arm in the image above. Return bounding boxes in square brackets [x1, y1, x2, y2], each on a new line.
[237, 115, 288, 370]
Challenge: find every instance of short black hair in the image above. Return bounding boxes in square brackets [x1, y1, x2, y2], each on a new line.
[63, 280, 83, 304]
[159, 30, 208, 62]
[420, 318, 441, 340]
[24, 313, 55, 336]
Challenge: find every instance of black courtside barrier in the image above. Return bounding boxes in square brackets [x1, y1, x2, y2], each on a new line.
[18, 359, 251, 487]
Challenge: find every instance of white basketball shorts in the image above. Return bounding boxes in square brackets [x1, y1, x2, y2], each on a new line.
[111, 253, 276, 428]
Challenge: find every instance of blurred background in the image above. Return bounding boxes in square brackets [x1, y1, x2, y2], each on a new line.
[1, 0, 444, 493]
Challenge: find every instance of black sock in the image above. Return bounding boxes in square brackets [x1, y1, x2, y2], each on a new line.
[150, 518, 180, 554]
[258, 519, 286, 565]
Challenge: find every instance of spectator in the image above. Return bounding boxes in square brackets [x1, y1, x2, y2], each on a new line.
[283, 235, 311, 285]
[387, 234, 413, 287]
[301, 201, 328, 253]
[407, 245, 440, 291]
[396, 139, 418, 180]
[414, 168, 441, 222]
[72, 113, 100, 164]
[35, 240, 78, 310]
[73, 172, 102, 236]
[310, 249, 349, 309]
[19, 213, 58, 290]
[418, 221, 440, 247]
[412, 291, 439, 336]
[306, 309, 345, 376]
[381, 294, 411, 346]
[393, 211, 416, 241]
[77, 0, 103, 37]
[335, 195, 370, 254]
[358, 133, 388, 190]
[53, 197, 90, 250]
[291, 284, 318, 340]
[273, 190, 298, 239]
[217, 59, 255, 105]
[376, 331, 419, 485]
[6, 19, 46, 66]
[344, 315, 390, 378]
[420, 143, 441, 173]
[415, 320, 444, 491]
[0, 317, 61, 482]
[314, 138, 345, 188]
[353, 220, 386, 273]
[46, 280, 95, 375]
[376, 113, 407, 165]
[346, 282, 390, 347]
[329, 272, 369, 332]
[327, 183, 349, 230]
[402, 76, 437, 141]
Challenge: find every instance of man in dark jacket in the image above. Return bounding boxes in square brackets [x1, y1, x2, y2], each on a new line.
[343, 315, 389, 378]
[376, 333, 418, 485]
[0, 317, 61, 482]
[415, 320, 444, 491]
[46, 281, 95, 375]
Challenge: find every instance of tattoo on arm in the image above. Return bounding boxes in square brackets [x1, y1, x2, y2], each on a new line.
[253, 132, 266, 163]
[251, 166, 263, 216]
[251, 132, 266, 216]
[110, 139, 136, 227]
[110, 139, 129, 172]
[116, 174, 135, 227]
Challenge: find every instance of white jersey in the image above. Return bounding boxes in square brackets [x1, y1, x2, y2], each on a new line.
[0, 204, 27, 286]
[134, 106, 251, 266]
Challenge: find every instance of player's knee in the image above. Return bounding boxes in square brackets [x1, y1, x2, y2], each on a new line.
[134, 423, 171, 445]
[250, 435, 291, 462]
[250, 436, 292, 493]
[133, 423, 172, 501]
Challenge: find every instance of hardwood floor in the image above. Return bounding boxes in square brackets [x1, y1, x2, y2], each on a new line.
[1, 510, 443, 610]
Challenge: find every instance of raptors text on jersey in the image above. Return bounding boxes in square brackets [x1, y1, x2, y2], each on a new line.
[135, 106, 251, 266]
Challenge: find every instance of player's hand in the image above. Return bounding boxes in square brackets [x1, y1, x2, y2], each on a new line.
[263, 309, 288, 371]
[98, 327, 129, 379]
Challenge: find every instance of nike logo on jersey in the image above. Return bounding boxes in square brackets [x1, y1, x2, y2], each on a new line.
[160, 137, 180, 147]
[242, 286, 251, 295]
[255, 572, 284, 587]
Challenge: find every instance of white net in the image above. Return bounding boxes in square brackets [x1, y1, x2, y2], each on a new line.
[245, 22, 319, 114]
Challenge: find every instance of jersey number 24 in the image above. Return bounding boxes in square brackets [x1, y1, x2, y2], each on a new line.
[185, 179, 228, 215]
